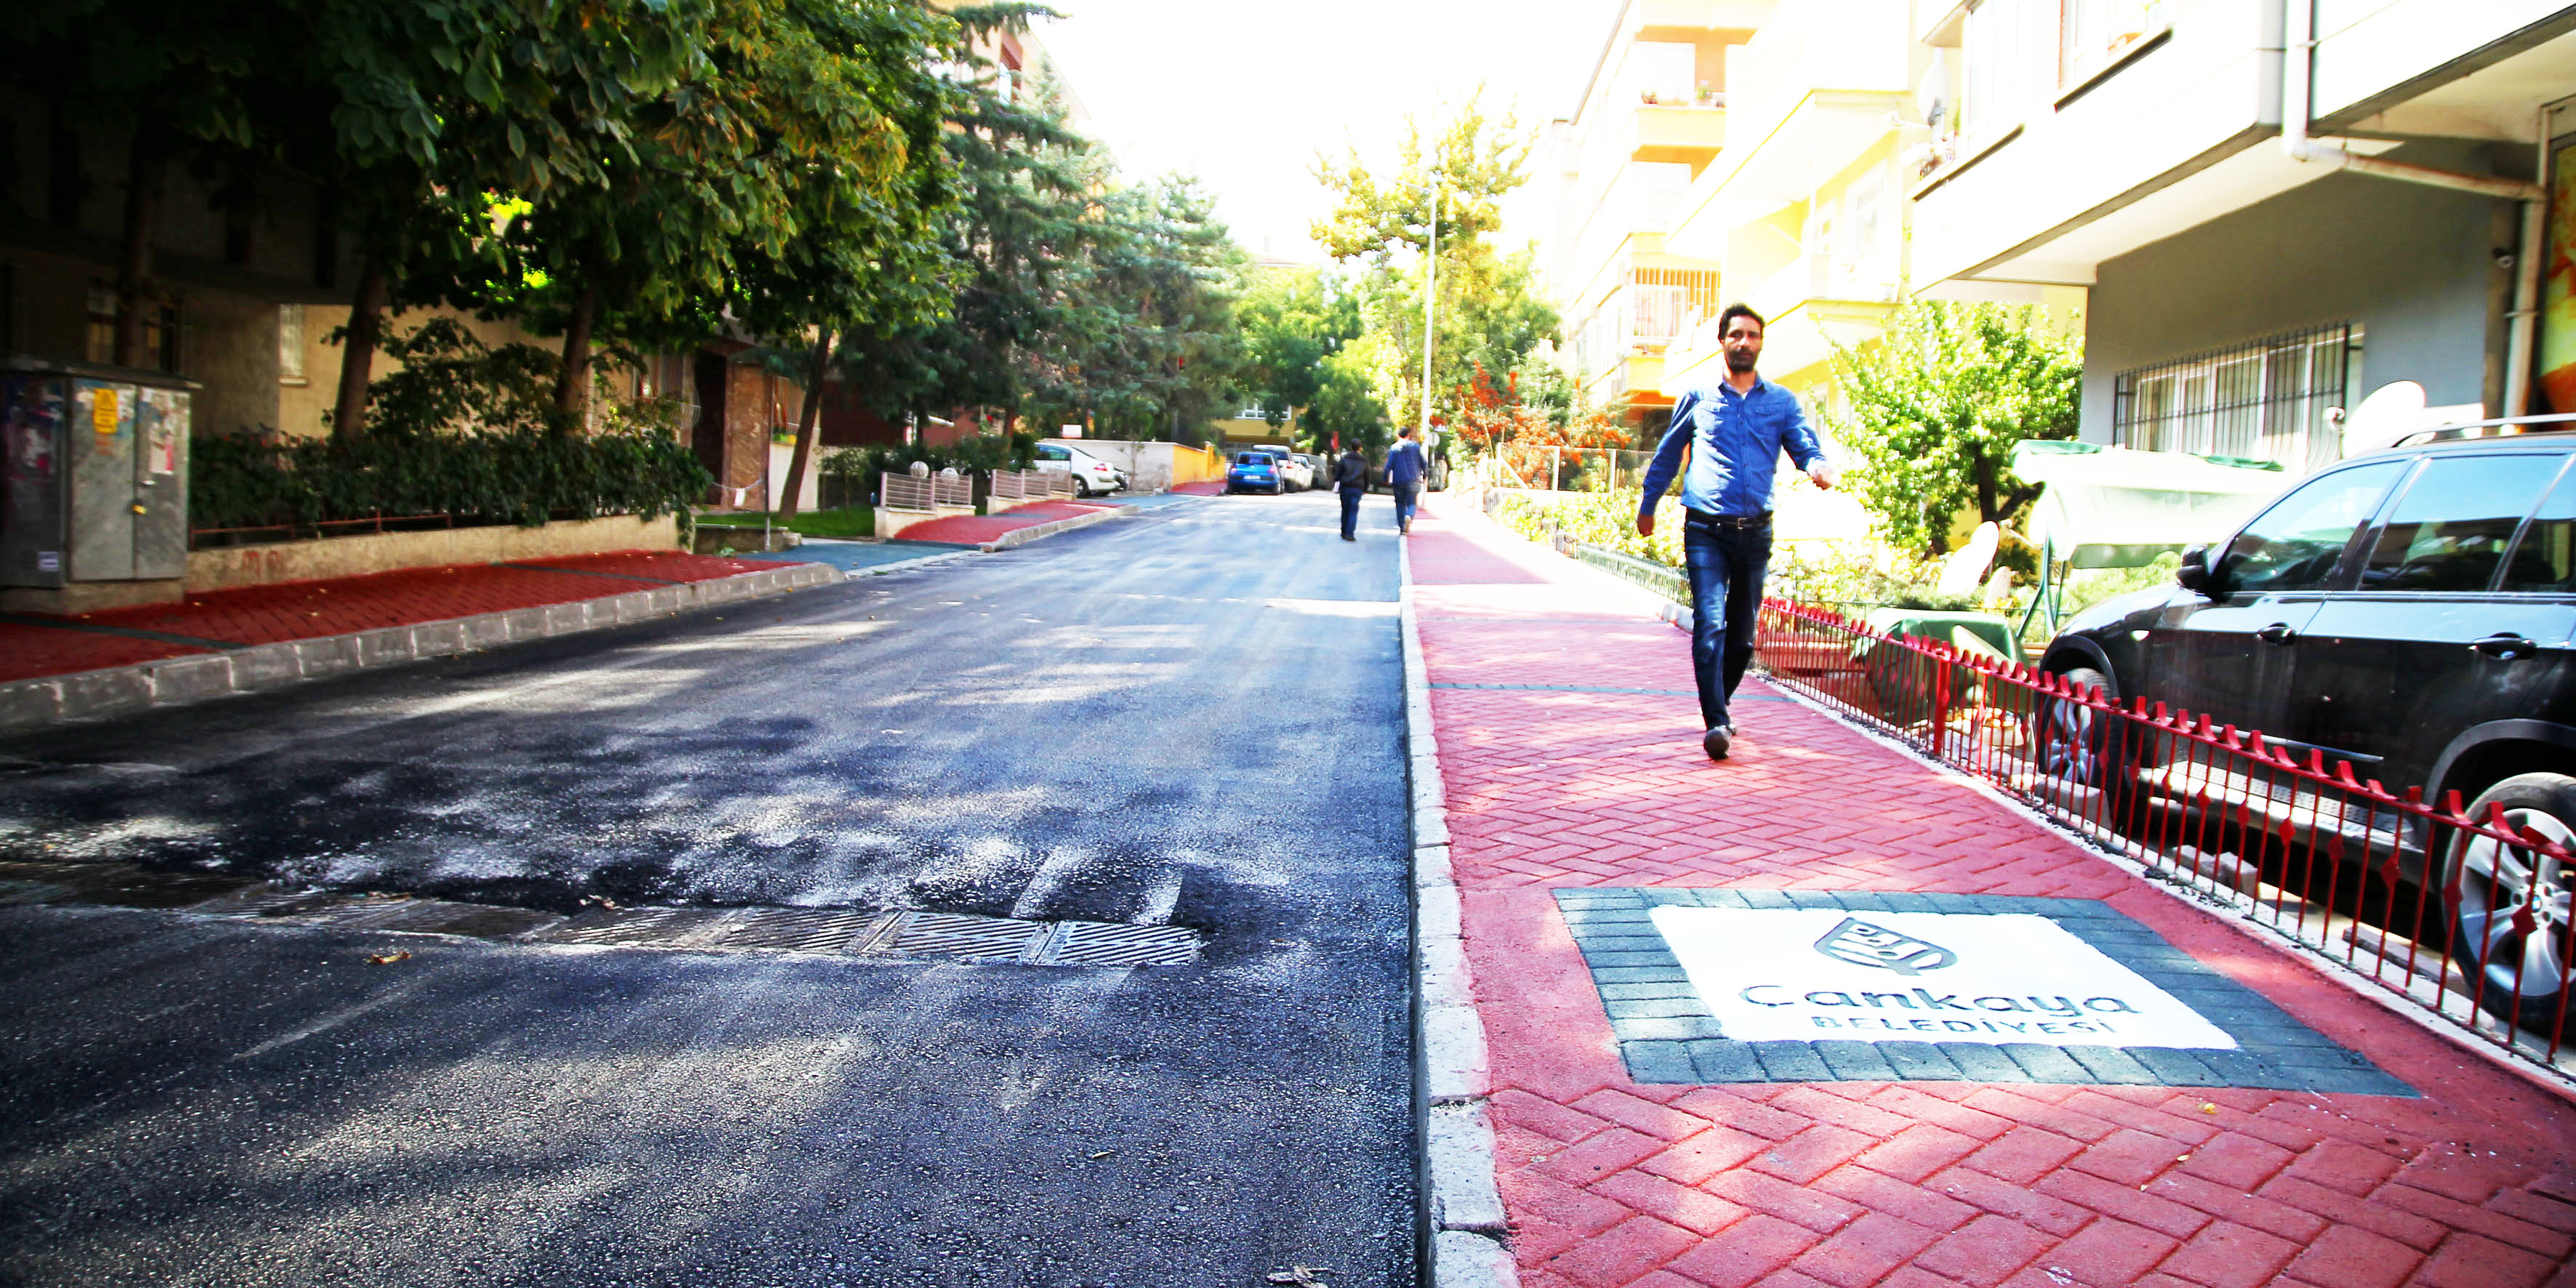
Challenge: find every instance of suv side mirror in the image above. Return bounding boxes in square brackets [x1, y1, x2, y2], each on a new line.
[2176, 543, 2215, 595]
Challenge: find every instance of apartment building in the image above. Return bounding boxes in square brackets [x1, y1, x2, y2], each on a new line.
[1542, 1, 1762, 431]
[1909, 0, 2576, 474]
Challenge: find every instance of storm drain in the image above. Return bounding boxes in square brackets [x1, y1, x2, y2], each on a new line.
[0, 860, 1200, 967]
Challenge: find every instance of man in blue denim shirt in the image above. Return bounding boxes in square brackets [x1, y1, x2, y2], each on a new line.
[1637, 304, 1837, 760]
[1384, 425, 1427, 534]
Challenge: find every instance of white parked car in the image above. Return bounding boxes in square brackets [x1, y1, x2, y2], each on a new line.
[1034, 442, 1126, 497]
[1256, 446, 1311, 491]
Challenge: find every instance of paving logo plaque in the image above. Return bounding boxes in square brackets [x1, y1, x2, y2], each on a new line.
[1653, 906, 2239, 1050]
[1555, 888, 2413, 1093]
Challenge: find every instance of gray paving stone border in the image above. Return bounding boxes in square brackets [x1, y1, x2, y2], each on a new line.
[0, 561, 840, 733]
[1400, 537, 1517, 1288]
[1555, 887, 2416, 1096]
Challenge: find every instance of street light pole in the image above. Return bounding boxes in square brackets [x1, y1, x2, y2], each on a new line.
[1420, 169, 1439, 446]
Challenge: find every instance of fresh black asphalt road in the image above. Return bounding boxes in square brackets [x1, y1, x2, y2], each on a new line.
[0, 491, 1416, 1288]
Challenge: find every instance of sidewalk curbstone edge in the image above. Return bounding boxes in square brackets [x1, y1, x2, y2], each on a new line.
[1401, 534, 1518, 1288]
[976, 503, 1138, 552]
[0, 561, 840, 734]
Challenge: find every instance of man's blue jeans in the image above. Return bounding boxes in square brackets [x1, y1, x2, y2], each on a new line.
[1682, 512, 1771, 731]
[1392, 483, 1420, 531]
[1339, 486, 1364, 538]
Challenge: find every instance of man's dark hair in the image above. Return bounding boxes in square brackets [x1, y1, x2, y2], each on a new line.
[1717, 303, 1765, 336]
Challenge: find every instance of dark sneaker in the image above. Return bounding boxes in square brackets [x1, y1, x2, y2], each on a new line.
[1702, 725, 1732, 760]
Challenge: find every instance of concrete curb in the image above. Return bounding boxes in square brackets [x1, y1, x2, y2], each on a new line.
[1400, 534, 1518, 1288]
[837, 549, 979, 579]
[0, 561, 840, 733]
[976, 503, 1138, 552]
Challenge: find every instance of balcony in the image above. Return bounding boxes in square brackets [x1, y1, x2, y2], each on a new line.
[1663, 0, 1915, 259]
[1631, 102, 1727, 169]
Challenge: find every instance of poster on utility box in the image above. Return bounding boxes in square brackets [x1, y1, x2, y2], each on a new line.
[1649, 907, 2238, 1050]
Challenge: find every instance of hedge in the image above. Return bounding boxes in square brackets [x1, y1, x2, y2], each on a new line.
[191, 427, 713, 536]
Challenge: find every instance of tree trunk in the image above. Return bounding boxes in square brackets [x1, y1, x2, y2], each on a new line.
[778, 330, 833, 520]
[113, 126, 169, 369]
[329, 260, 388, 443]
[554, 285, 598, 424]
[1973, 453, 1999, 523]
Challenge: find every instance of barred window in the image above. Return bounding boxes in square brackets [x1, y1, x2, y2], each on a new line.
[2111, 323, 2362, 474]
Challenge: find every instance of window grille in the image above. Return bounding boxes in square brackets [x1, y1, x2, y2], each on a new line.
[2111, 322, 2362, 473]
[1631, 267, 1722, 345]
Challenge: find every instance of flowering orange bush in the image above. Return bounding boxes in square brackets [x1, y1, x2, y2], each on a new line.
[1448, 364, 1629, 488]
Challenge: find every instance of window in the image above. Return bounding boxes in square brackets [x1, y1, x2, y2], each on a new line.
[85, 283, 114, 364]
[1037, 444, 1070, 461]
[1962, 0, 2029, 133]
[2502, 460, 2576, 592]
[2112, 323, 2362, 473]
[278, 303, 306, 384]
[2362, 454, 2567, 592]
[2061, 0, 2168, 89]
[2223, 462, 2404, 595]
[84, 285, 179, 370]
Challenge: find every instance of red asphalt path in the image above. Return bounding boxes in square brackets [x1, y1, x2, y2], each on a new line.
[0, 550, 790, 685]
[1411, 495, 2576, 1288]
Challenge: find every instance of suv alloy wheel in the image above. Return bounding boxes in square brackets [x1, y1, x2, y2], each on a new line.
[2447, 773, 2576, 1031]
[2034, 666, 2119, 786]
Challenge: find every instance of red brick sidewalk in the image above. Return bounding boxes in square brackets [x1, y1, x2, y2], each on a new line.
[891, 500, 1110, 545]
[1411, 494, 2576, 1288]
[0, 550, 783, 684]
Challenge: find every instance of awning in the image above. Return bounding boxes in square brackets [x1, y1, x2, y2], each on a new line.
[2007, 441, 2287, 568]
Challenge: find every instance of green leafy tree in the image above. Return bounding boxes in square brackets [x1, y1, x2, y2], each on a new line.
[828, 36, 1096, 442]
[1311, 91, 1557, 448]
[1060, 174, 1246, 440]
[1823, 300, 2082, 558]
[1235, 266, 1388, 451]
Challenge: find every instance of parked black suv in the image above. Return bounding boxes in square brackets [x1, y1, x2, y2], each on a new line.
[2039, 430, 2576, 1023]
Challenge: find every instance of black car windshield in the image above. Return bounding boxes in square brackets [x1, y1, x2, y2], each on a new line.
[2225, 462, 2405, 594]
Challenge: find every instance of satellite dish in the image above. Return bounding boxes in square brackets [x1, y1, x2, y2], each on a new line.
[1935, 520, 2001, 597]
[2343, 381, 2428, 457]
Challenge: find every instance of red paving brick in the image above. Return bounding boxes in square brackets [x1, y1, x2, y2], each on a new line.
[1408, 496, 2576, 1287]
[891, 500, 1105, 545]
[0, 549, 797, 683]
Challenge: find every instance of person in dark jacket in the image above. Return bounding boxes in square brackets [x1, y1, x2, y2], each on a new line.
[1384, 426, 1427, 535]
[1333, 444, 1369, 541]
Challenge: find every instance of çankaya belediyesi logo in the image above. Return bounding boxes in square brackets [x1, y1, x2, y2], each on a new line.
[1813, 916, 1956, 975]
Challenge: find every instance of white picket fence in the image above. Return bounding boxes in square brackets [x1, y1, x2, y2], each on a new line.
[881, 474, 935, 513]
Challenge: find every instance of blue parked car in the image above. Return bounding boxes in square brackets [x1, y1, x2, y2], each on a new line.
[1226, 451, 1283, 495]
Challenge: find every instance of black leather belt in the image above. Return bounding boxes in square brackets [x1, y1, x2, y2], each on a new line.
[1685, 510, 1773, 531]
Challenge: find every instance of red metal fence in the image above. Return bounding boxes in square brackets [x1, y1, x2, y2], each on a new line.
[1756, 597, 2576, 1078]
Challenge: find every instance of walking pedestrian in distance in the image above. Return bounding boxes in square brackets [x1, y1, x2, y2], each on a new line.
[1334, 442, 1370, 541]
[1636, 303, 1837, 762]
[1385, 426, 1427, 535]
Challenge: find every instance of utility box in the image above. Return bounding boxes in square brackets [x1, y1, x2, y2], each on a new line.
[1, 356, 196, 613]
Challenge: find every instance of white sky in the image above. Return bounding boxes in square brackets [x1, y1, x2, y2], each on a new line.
[1036, 0, 1624, 265]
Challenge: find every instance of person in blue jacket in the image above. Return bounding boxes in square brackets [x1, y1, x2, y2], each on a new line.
[1636, 304, 1837, 762]
[1384, 426, 1427, 535]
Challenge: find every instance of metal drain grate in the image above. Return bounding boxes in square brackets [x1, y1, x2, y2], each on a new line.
[707, 907, 895, 954]
[1051, 920, 1200, 967]
[880, 911, 1043, 962]
[537, 907, 736, 947]
[0, 859, 1201, 968]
